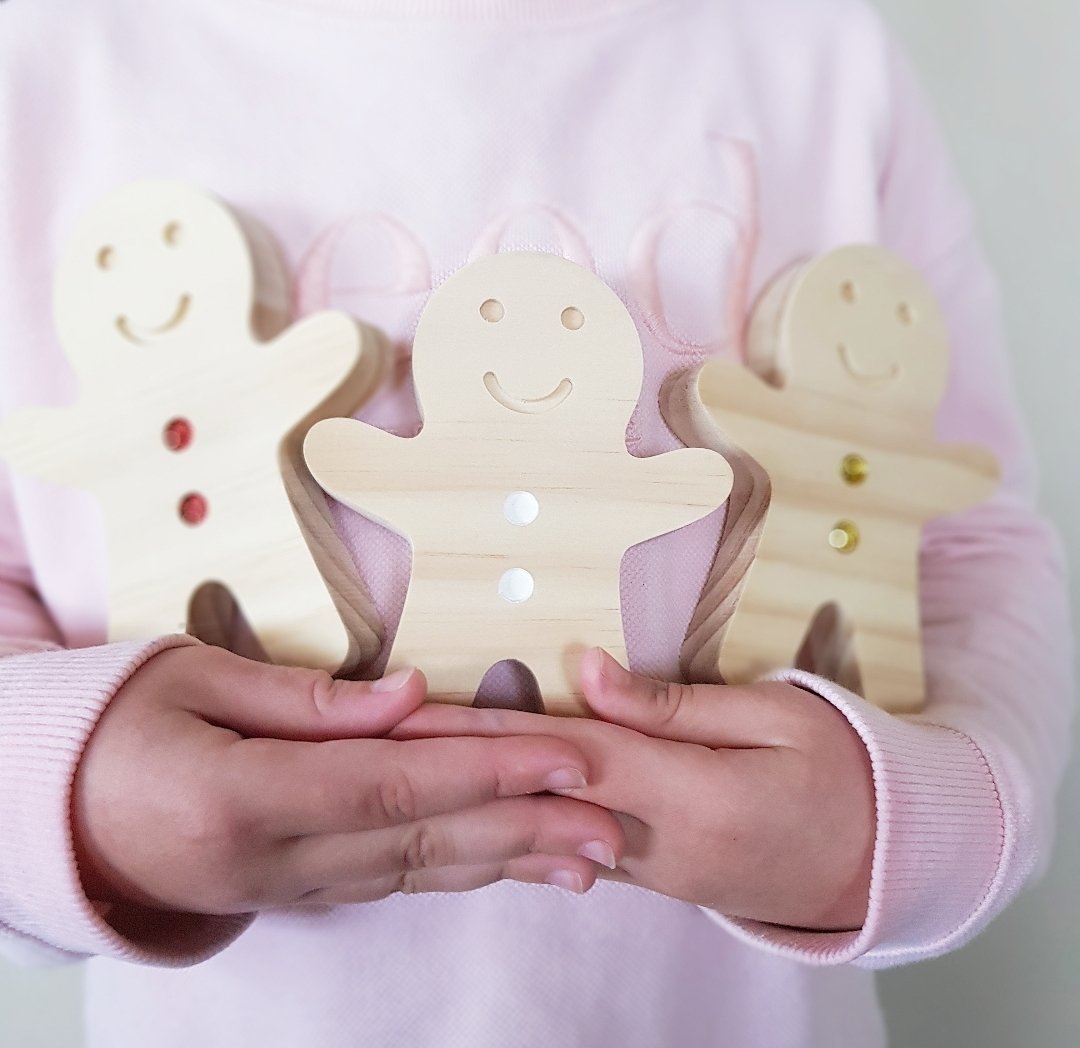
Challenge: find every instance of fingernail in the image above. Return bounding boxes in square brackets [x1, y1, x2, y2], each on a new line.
[577, 840, 617, 870]
[597, 649, 632, 686]
[543, 767, 587, 790]
[372, 667, 416, 693]
[546, 869, 584, 894]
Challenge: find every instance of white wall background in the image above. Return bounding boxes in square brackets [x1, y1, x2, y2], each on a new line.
[1, 1, 1077, 1045]
[868, 1, 1080, 1044]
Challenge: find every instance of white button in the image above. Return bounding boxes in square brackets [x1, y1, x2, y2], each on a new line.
[504, 491, 540, 526]
[499, 568, 534, 604]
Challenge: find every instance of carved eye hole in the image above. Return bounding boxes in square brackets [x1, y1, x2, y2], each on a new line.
[840, 281, 858, 304]
[560, 306, 585, 331]
[480, 298, 504, 323]
[163, 222, 183, 247]
[97, 246, 115, 271]
[897, 302, 916, 325]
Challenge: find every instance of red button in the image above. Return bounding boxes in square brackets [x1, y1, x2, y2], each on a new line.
[179, 493, 208, 526]
[164, 418, 193, 452]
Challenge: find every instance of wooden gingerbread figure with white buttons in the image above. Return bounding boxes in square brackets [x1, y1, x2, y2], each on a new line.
[304, 252, 734, 716]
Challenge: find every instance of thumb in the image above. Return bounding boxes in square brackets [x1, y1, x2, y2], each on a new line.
[579, 648, 707, 742]
[579, 647, 762, 748]
[142, 644, 428, 742]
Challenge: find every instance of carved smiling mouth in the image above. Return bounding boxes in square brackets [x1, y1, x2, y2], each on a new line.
[483, 372, 573, 414]
[116, 294, 192, 345]
[837, 343, 900, 385]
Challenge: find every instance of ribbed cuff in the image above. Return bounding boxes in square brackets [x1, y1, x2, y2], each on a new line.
[702, 670, 1006, 968]
[0, 637, 252, 966]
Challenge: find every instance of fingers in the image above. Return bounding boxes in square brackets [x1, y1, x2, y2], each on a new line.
[150, 645, 428, 741]
[389, 697, 683, 824]
[390, 702, 563, 743]
[294, 854, 604, 906]
[579, 648, 810, 748]
[285, 795, 621, 894]
[230, 733, 595, 837]
[391, 662, 805, 753]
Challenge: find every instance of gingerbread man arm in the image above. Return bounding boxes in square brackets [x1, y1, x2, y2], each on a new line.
[0, 403, 102, 487]
[920, 440, 1001, 515]
[303, 416, 428, 535]
[259, 312, 377, 430]
[692, 358, 788, 457]
[611, 447, 734, 549]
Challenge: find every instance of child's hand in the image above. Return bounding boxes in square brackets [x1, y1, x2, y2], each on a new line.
[394, 649, 876, 932]
[73, 645, 623, 918]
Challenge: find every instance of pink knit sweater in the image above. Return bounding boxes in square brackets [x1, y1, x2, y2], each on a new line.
[0, 1, 1072, 1045]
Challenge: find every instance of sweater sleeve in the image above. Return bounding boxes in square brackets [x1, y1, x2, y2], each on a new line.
[0, 464, 63, 660]
[0, 464, 252, 967]
[703, 24, 1075, 967]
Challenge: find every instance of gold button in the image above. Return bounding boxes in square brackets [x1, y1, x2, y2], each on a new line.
[841, 453, 869, 486]
[829, 520, 860, 554]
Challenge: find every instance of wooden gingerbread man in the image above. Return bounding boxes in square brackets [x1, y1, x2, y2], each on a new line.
[304, 252, 734, 715]
[0, 180, 384, 673]
[668, 245, 1000, 712]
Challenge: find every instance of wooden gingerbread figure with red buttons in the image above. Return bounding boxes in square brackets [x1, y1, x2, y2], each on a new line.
[0, 181, 384, 673]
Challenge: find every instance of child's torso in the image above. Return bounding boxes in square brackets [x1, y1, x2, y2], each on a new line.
[1, 2, 893, 1044]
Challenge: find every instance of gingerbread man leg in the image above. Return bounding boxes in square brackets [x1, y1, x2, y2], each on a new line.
[107, 564, 192, 643]
[793, 601, 862, 695]
[386, 574, 490, 705]
[847, 589, 925, 713]
[226, 534, 354, 674]
[717, 577, 822, 686]
[522, 645, 589, 717]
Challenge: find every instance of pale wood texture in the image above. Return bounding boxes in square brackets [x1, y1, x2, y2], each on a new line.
[666, 245, 1000, 712]
[0, 181, 385, 673]
[305, 252, 734, 715]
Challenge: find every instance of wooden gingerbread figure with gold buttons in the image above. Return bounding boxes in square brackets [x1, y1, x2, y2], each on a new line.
[0, 181, 384, 673]
[668, 245, 1000, 712]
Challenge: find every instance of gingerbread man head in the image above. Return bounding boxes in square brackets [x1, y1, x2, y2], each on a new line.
[53, 181, 289, 383]
[748, 245, 950, 418]
[410, 252, 643, 443]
